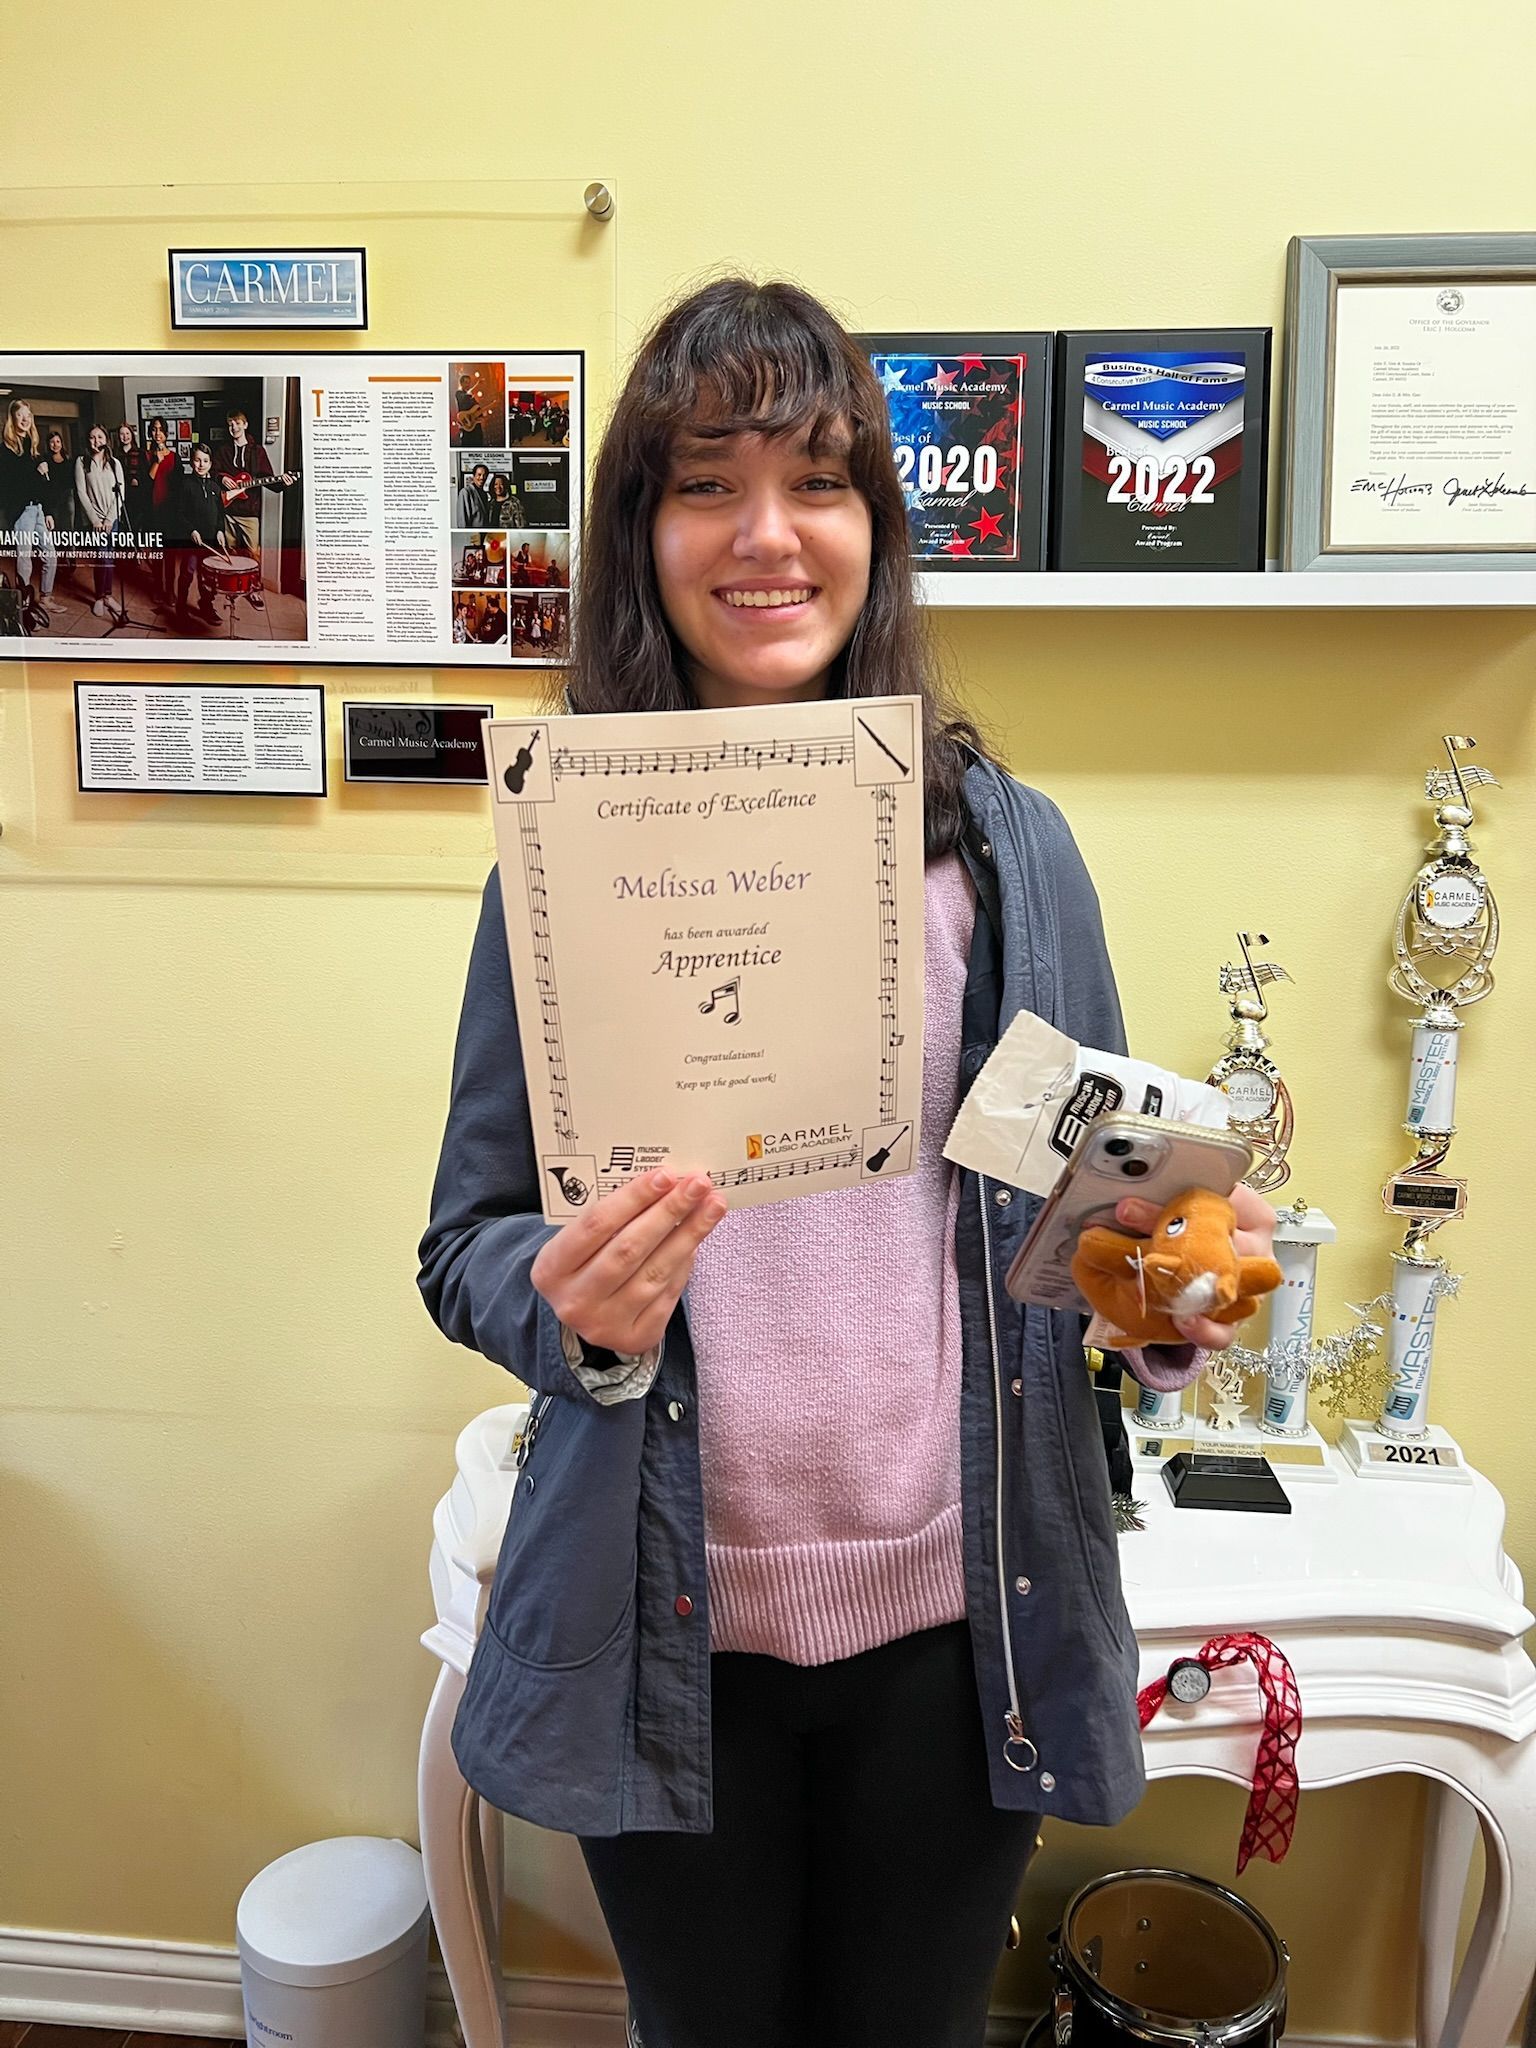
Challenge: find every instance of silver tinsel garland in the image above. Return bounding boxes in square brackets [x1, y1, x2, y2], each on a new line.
[1217, 1269, 1463, 1418]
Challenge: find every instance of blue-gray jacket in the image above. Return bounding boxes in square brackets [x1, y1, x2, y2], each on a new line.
[418, 755, 1146, 1836]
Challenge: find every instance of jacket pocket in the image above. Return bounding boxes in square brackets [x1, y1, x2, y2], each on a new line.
[1031, 1305, 1132, 1652]
[485, 1391, 643, 1669]
[454, 1594, 636, 1836]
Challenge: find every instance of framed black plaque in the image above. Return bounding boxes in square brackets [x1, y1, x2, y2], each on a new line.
[861, 333, 1052, 571]
[1051, 328, 1270, 570]
[342, 700, 493, 784]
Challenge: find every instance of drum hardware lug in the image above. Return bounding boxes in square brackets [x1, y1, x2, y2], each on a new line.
[1052, 1981, 1075, 2047]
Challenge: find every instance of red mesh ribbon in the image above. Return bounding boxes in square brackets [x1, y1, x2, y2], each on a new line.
[1137, 1632, 1302, 1873]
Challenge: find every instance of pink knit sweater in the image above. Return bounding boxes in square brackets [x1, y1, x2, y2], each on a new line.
[685, 855, 1202, 1665]
[686, 855, 975, 1664]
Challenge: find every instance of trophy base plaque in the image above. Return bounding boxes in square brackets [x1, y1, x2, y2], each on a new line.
[1162, 1449, 1292, 1514]
[1133, 1415, 1337, 1484]
[1338, 1418, 1472, 1485]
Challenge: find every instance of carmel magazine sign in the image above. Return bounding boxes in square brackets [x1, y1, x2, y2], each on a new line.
[484, 697, 926, 1220]
[169, 249, 367, 329]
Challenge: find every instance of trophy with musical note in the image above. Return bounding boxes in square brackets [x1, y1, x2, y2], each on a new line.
[1134, 934, 1298, 1447]
[1133, 930, 1347, 1503]
[1340, 737, 1497, 1483]
[1208, 933, 1295, 1195]
[1204, 936, 1327, 1449]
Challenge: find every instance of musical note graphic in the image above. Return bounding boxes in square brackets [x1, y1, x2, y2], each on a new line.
[1426, 733, 1500, 807]
[864, 1125, 911, 1175]
[504, 727, 542, 796]
[546, 1164, 590, 1207]
[1218, 933, 1293, 1013]
[699, 978, 741, 1025]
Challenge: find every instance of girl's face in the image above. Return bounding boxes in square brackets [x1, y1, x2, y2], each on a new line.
[651, 424, 872, 710]
[16, 404, 34, 436]
[88, 426, 107, 455]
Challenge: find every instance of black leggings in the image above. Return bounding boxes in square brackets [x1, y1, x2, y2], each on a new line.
[581, 1621, 1040, 2048]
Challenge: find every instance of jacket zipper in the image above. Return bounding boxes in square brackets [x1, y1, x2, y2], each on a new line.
[514, 1392, 554, 1470]
[978, 1175, 1039, 1776]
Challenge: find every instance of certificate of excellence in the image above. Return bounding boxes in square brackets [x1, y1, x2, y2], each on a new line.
[862, 333, 1052, 570]
[483, 696, 926, 1222]
[1325, 280, 1536, 552]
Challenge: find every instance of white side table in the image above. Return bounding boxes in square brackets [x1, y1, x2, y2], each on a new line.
[1124, 1448, 1536, 2048]
[420, 1406, 1536, 2048]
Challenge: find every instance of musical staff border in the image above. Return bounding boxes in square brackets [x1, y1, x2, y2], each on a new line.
[516, 801, 576, 1145]
[551, 735, 856, 779]
[598, 1143, 862, 1201]
[874, 785, 901, 1125]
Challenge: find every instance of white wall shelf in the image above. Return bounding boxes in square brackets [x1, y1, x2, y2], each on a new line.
[916, 569, 1536, 610]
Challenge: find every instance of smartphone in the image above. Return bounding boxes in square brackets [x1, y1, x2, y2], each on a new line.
[1003, 1111, 1254, 1311]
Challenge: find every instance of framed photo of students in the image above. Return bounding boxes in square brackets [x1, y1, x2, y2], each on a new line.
[1281, 232, 1536, 572]
[860, 333, 1052, 572]
[0, 348, 581, 667]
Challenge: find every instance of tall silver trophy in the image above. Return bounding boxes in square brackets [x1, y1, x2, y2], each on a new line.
[1340, 736, 1497, 1483]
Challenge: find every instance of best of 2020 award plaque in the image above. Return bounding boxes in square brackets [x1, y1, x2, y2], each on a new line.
[863, 334, 1053, 571]
[1051, 328, 1271, 570]
[484, 697, 926, 1223]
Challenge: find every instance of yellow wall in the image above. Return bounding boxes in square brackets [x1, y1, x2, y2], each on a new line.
[3, 2, 1534, 2035]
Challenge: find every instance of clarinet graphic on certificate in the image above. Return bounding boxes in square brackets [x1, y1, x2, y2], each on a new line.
[484, 696, 926, 1220]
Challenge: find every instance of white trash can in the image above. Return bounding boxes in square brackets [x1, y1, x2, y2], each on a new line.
[237, 1837, 430, 2048]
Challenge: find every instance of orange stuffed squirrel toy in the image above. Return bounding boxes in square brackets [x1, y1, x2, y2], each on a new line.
[1071, 1185, 1283, 1348]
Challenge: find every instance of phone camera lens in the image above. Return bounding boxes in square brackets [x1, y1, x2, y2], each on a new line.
[1103, 1138, 1134, 1157]
[1120, 1159, 1150, 1177]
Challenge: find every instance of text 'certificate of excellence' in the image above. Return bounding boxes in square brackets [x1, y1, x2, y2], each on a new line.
[1327, 279, 1536, 551]
[485, 697, 926, 1222]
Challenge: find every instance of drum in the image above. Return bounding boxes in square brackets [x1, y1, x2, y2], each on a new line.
[199, 553, 261, 597]
[1050, 1870, 1288, 2048]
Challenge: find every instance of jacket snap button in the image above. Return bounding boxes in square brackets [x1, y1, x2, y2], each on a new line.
[980, 839, 992, 860]
[667, 1399, 686, 1422]
[1011, 1379, 1023, 1397]
[993, 1187, 1012, 1207]
[1039, 1771, 1056, 1793]
[523, 1474, 535, 1495]
[674, 1594, 694, 1618]
[1015, 1576, 1031, 1596]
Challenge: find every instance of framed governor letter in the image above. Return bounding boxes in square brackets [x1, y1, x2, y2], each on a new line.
[1282, 232, 1536, 571]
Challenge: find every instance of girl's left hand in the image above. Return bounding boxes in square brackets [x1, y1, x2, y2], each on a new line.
[1112, 1182, 1278, 1350]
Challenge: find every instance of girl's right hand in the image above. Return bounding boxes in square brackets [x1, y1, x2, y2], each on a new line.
[531, 1167, 726, 1355]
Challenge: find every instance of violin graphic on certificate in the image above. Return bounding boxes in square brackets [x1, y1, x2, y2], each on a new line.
[503, 728, 542, 795]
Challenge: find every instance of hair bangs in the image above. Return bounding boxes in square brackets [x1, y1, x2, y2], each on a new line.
[638, 289, 869, 472]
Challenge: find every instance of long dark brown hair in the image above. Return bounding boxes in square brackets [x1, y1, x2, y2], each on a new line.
[562, 277, 987, 855]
